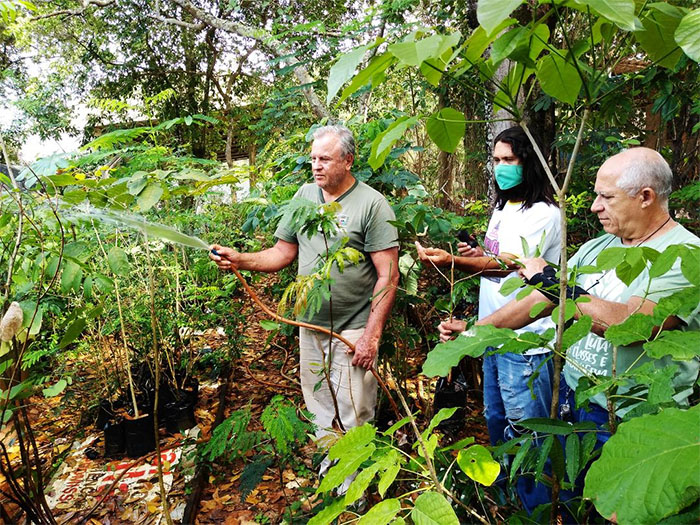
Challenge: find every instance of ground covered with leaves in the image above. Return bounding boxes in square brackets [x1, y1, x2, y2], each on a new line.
[0, 277, 490, 524]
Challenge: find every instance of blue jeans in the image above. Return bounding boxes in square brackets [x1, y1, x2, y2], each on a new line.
[483, 351, 554, 515]
[518, 376, 613, 518]
[555, 376, 611, 520]
[483, 351, 554, 446]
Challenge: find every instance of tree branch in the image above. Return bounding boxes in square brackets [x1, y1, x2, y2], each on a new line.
[30, 0, 115, 21]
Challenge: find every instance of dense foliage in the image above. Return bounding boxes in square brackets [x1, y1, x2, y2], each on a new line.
[0, 0, 698, 523]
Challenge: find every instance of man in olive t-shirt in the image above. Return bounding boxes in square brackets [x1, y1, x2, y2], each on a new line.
[211, 125, 399, 437]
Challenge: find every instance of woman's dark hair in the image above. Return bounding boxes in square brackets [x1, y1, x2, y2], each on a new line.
[493, 126, 557, 210]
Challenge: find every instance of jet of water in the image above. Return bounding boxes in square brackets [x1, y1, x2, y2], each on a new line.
[70, 206, 211, 251]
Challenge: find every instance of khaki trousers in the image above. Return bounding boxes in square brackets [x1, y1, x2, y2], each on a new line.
[299, 327, 378, 437]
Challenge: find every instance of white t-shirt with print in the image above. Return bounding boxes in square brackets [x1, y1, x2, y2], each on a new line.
[479, 201, 561, 355]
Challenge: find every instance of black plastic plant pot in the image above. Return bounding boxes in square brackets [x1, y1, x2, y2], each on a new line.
[164, 400, 196, 434]
[96, 400, 115, 430]
[179, 378, 199, 406]
[124, 413, 156, 458]
[433, 375, 468, 432]
[104, 419, 126, 457]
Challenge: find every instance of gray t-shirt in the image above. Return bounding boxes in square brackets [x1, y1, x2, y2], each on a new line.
[563, 224, 700, 415]
[274, 179, 399, 331]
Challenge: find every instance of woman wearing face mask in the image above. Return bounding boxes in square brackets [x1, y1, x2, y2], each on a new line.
[416, 126, 560, 510]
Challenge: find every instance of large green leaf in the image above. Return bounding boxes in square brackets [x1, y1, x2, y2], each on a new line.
[565, 433, 581, 484]
[457, 445, 500, 486]
[18, 153, 70, 186]
[358, 498, 401, 525]
[346, 464, 380, 504]
[94, 274, 114, 294]
[577, 0, 639, 31]
[605, 313, 654, 346]
[59, 318, 86, 348]
[596, 246, 627, 270]
[399, 253, 419, 295]
[649, 244, 680, 278]
[422, 326, 517, 377]
[62, 188, 86, 204]
[584, 405, 700, 523]
[645, 330, 700, 360]
[477, 0, 524, 36]
[64, 241, 90, 262]
[635, 3, 685, 69]
[426, 108, 466, 153]
[679, 245, 700, 286]
[43, 173, 76, 187]
[18, 301, 42, 336]
[172, 169, 211, 181]
[675, 8, 700, 62]
[369, 116, 420, 170]
[338, 52, 395, 105]
[307, 497, 346, 525]
[377, 452, 402, 497]
[491, 26, 526, 65]
[127, 172, 148, 195]
[318, 424, 376, 493]
[420, 56, 448, 87]
[462, 19, 516, 64]
[60, 260, 82, 294]
[562, 316, 593, 349]
[136, 183, 164, 212]
[518, 418, 575, 435]
[107, 247, 130, 276]
[410, 491, 460, 525]
[327, 45, 370, 104]
[653, 287, 700, 325]
[389, 32, 461, 67]
[536, 53, 582, 106]
[42, 379, 68, 397]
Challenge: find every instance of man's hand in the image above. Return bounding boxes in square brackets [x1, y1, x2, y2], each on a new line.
[209, 244, 240, 271]
[518, 257, 549, 281]
[415, 241, 453, 267]
[457, 242, 484, 257]
[438, 319, 467, 342]
[350, 333, 378, 370]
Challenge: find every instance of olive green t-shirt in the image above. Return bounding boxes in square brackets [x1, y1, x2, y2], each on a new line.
[563, 225, 700, 416]
[274, 180, 399, 331]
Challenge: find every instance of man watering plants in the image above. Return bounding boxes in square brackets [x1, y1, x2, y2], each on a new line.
[439, 147, 700, 513]
[210, 124, 399, 444]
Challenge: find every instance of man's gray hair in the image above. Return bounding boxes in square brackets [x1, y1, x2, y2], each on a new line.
[312, 125, 356, 157]
[617, 148, 673, 207]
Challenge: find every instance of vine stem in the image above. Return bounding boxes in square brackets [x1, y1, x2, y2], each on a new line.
[322, 234, 345, 431]
[144, 239, 174, 525]
[227, 266, 402, 422]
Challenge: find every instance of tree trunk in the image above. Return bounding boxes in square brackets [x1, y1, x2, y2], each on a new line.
[437, 90, 455, 210]
[485, 60, 516, 206]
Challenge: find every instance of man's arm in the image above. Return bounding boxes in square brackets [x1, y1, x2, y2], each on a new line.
[514, 257, 684, 336]
[210, 239, 298, 273]
[415, 241, 517, 277]
[352, 247, 399, 369]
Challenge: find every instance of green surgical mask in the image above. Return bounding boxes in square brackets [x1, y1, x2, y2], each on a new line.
[494, 163, 523, 190]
